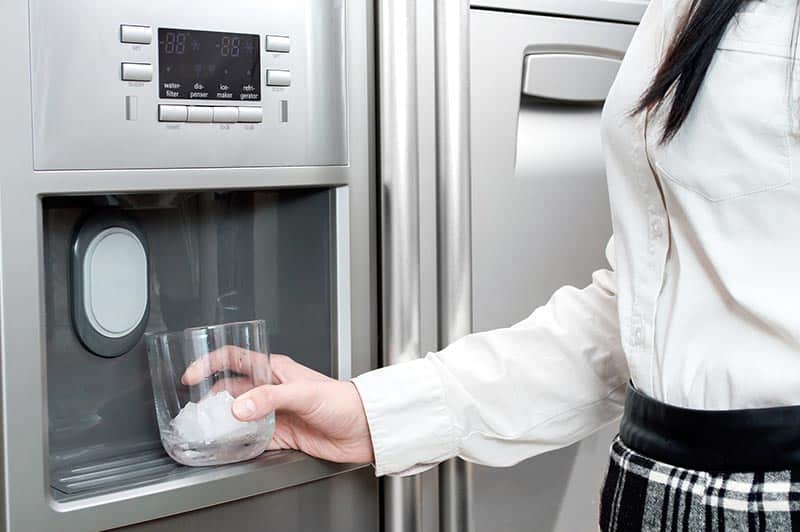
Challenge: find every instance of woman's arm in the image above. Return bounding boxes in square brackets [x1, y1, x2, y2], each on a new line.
[219, 0, 668, 472]
[353, 238, 627, 476]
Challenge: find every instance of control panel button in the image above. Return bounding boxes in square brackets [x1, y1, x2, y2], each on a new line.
[238, 107, 263, 123]
[212, 107, 239, 123]
[159, 105, 187, 122]
[187, 106, 213, 123]
[266, 35, 291, 53]
[120, 25, 153, 45]
[121, 63, 153, 82]
[266, 70, 292, 87]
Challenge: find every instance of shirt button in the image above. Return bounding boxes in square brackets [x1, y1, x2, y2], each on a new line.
[650, 217, 665, 238]
[632, 325, 644, 346]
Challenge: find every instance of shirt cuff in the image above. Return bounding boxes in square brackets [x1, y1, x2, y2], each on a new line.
[352, 357, 458, 477]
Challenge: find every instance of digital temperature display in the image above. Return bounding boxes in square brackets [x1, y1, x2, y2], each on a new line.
[158, 28, 261, 101]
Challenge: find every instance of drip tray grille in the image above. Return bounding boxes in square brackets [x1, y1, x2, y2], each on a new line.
[51, 446, 181, 495]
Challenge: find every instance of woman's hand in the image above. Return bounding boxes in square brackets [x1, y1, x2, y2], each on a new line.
[182, 351, 375, 465]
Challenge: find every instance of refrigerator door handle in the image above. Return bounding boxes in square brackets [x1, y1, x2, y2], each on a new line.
[521, 53, 622, 103]
[435, 0, 474, 531]
[377, 0, 423, 531]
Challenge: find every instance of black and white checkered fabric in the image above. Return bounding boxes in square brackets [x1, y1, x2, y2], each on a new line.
[600, 436, 800, 531]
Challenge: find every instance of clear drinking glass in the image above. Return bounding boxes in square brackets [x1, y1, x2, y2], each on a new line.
[146, 320, 276, 466]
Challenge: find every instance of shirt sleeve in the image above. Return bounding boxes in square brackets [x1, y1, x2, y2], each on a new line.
[353, 238, 629, 477]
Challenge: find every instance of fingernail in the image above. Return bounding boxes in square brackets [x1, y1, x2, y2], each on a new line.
[233, 398, 256, 420]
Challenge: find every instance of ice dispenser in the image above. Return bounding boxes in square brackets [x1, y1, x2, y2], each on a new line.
[47, 190, 339, 492]
[1, 0, 378, 529]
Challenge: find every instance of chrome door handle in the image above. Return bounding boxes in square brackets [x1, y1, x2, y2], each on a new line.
[435, 0, 474, 531]
[378, 0, 423, 531]
[522, 53, 622, 102]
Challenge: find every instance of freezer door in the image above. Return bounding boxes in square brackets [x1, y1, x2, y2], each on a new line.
[469, 9, 636, 532]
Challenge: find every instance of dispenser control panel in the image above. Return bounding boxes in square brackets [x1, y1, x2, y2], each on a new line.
[157, 28, 262, 101]
[30, 0, 347, 170]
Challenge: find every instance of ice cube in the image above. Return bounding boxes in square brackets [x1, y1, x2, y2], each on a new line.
[170, 390, 261, 444]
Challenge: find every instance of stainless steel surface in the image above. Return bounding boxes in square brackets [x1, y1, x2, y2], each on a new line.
[377, 0, 423, 530]
[469, 8, 635, 531]
[471, 0, 647, 23]
[115, 467, 377, 532]
[376, 0, 421, 383]
[0, 0, 378, 529]
[416, 1, 443, 529]
[385, 477, 423, 532]
[439, 460, 473, 532]
[522, 54, 622, 102]
[336, 187, 354, 381]
[435, 0, 474, 530]
[30, 0, 346, 170]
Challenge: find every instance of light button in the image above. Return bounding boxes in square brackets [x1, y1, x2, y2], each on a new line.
[120, 25, 153, 45]
[122, 63, 153, 82]
[266, 35, 291, 53]
[212, 107, 239, 123]
[238, 107, 263, 123]
[159, 105, 187, 122]
[267, 70, 291, 87]
[187, 106, 213, 123]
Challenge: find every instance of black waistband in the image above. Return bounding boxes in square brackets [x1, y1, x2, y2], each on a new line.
[620, 384, 800, 472]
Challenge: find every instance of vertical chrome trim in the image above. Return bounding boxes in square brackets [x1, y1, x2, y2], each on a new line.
[385, 476, 423, 532]
[336, 186, 353, 381]
[435, 0, 474, 531]
[377, 0, 423, 531]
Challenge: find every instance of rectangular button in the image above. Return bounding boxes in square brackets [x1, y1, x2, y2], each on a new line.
[187, 106, 213, 123]
[159, 105, 187, 122]
[238, 107, 263, 123]
[122, 63, 153, 82]
[212, 107, 238, 123]
[120, 25, 153, 45]
[266, 35, 291, 53]
[266, 70, 291, 87]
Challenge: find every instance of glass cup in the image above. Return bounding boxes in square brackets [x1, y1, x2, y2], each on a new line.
[146, 320, 276, 466]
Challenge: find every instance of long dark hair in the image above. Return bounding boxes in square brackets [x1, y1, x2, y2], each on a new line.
[635, 0, 800, 144]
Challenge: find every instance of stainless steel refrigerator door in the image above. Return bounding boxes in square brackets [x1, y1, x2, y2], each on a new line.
[469, 9, 636, 531]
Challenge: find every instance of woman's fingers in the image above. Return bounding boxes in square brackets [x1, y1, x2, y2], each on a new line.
[270, 354, 331, 384]
[231, 382, 321, 421]
[181, 349, 331, 387]
[210, 376, 254, 397]
[181, 346, 269, 385]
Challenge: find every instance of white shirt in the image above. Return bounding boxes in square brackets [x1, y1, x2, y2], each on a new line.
[353, 0, 800, 477]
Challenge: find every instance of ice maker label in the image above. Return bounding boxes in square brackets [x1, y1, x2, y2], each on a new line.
[158, 28, 261, 101]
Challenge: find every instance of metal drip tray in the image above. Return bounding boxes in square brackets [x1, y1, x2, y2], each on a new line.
[51, 446, 180, 495]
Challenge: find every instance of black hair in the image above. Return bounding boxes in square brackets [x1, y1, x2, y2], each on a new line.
[635, 0, 800, 144]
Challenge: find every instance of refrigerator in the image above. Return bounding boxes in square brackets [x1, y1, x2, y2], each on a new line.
[0, 0, 646, 529]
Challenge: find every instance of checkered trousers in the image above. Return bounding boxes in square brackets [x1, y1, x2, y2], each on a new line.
[599, 436, 800, 531]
